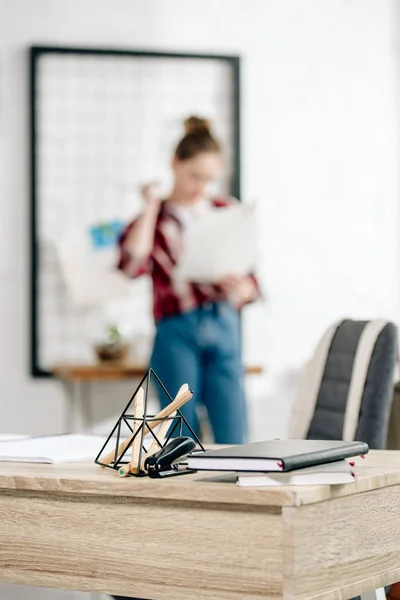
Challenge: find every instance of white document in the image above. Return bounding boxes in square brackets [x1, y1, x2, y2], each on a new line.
[0, 434, 29, 443]
[0, 433, 163, 464]
[0, 434, 107, 464]
[175, 202, 258, 283]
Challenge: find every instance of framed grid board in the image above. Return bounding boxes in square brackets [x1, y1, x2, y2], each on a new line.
[30, 46, 241, 377]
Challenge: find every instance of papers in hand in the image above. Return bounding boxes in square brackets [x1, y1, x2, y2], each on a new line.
[175, 202, 258, 283]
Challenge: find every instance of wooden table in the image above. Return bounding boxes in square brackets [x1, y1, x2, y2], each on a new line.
[53, 361, 265, 432]
[0, 451, 400, 600]
[53, 361, 150, 382]
[53, 362, 264, 381]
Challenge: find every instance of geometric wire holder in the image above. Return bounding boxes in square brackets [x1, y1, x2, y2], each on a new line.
[95, 368, 205, 477]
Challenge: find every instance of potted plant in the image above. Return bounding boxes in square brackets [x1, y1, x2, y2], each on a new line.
[94, 323, 129, 363]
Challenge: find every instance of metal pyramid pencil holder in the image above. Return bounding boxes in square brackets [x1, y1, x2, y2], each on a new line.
[95, 368, 204, 477]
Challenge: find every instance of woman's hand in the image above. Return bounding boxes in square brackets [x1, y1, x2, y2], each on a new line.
[219, 274, 257, 308]
[124, 183, 161, 258]
[140, 182, 161, 206]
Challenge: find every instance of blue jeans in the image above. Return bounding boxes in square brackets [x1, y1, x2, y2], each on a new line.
[150, 301, 246, 444]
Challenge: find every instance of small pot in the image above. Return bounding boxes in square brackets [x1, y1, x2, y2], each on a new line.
[94, 341, 130, 363]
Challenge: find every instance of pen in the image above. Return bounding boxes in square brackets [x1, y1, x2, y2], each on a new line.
[101, 386, 193, 467]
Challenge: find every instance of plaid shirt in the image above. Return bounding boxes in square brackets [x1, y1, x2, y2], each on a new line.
[118, 197, 258, 321]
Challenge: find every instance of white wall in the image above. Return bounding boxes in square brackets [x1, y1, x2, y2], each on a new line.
[1, 0, 399, 435]
[1, 0, 400, 598]
[2, 0, 400, 436]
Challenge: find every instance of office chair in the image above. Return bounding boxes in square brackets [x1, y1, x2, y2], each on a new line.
[289, 319, 397, 448]
[290, 319, 398, 600]
[307, 319, 397, 447]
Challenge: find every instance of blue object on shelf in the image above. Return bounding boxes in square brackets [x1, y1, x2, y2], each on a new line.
[89, 221, 125, 250]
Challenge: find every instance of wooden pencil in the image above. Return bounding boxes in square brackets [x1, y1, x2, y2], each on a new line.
[127, 386, 145, 476]
[140, 410, 177, 472]
[102, 385, 192, 468]
[139, 383, 188, 472]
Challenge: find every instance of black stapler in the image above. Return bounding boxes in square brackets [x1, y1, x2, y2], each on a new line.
[144, 436, 196, 478]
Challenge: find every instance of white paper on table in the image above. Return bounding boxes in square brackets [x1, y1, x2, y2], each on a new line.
[175, 202, 258, 283]
[0, 433, 162, 464]
[0, 434, 107, 463]
[0, 434, 29, 443]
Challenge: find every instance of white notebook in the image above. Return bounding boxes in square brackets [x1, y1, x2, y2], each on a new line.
[0, 434, 107, 464]
[237, 459, 356, 487]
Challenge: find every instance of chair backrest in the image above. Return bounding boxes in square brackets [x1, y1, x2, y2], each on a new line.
[290, 320, 398, 449]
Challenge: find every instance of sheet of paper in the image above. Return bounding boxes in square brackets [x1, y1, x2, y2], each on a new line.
[175, 202, 258, 283]
[0, 434, 108, 464]
[0, 433, 161, 464]
[0, 434, 29, 443]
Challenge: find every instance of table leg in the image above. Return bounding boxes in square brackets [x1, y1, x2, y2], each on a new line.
[72, 381, 84, 433]
[83, 381, 93, 433]
[63, 380, 94, 434]
[70, 381, 92, 433]
[62, 381, 73, 433]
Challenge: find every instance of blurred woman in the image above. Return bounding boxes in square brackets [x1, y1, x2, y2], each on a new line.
[118, 116, 259, 445]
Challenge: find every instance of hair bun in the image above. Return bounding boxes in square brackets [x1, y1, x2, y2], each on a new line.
[184, 116, 212, 135]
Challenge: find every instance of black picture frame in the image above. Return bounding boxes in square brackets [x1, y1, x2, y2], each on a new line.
[29, 45, 241, 377]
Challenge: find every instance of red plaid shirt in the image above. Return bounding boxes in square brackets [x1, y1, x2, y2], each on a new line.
[118, 197, 258, 321]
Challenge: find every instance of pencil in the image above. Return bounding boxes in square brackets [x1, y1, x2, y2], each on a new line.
[140, 410, 177, 472]
[102, 385, 192, 468]
[118, 389, 191, 477]
[139, 383, 188, 473]
[128, 386, 145, 475]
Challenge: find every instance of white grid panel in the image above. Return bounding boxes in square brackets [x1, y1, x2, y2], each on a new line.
[34, 51, 236, 371]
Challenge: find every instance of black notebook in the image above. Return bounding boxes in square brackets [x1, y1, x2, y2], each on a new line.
[187, 439, 369, 473]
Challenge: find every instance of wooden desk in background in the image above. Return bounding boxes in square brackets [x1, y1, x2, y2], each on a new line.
[0, 451, 399, 600]
[53, 361, 264, 433]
